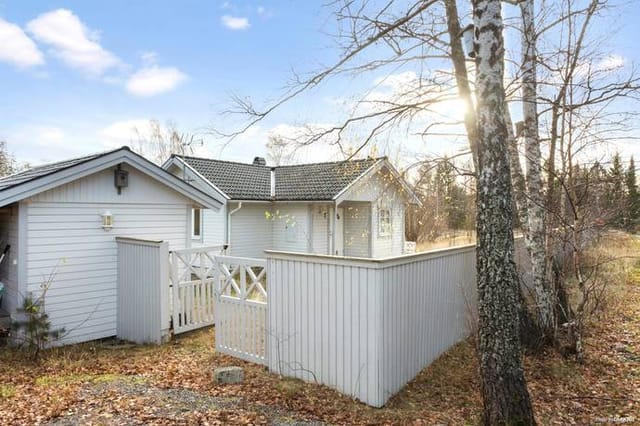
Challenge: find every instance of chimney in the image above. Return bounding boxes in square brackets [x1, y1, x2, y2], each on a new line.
[253, 156, 267, 166]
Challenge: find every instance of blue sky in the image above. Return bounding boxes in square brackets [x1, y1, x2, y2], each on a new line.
[0, 1, 639, 167]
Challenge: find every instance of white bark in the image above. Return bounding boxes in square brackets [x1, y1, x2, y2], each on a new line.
[520, 0, 555, 334]
[473, 0, 535, 423]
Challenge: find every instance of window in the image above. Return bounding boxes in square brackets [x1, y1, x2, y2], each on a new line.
[192, 207, 202, 238]
[378, 208, 391, 237]
[285, 219, 298, 242]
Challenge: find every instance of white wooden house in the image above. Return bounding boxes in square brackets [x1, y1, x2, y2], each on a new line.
[163, 155, 420, 258]
[0, 147, 224, 344]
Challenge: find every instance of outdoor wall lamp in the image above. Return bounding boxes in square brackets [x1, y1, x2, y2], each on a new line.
[102, 211, 114, 231]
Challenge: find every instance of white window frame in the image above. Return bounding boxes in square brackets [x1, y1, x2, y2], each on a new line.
[378, 207, 392, 237]
[191, 207, 202, 239]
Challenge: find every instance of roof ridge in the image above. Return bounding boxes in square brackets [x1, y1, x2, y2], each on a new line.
[179, 154, 385, 169]
[178, 155, 270, 168]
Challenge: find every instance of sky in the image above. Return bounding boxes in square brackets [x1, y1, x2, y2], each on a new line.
[0, 0, 639, 168]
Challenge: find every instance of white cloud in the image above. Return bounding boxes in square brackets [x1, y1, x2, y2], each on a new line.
[100, 119, 151, 148]
[38, 126, 65, 142]
[125, 66, 187, 96]
[0, 18, 44, 68]
[597, 54, 625, 71]
[221, 15, 250, 30]
[26, 9, 121, 76]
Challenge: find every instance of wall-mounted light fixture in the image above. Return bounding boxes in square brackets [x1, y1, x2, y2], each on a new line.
[101, 211, 114, 231]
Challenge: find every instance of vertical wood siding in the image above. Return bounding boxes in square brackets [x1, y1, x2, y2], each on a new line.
[266, 245, 476, 407]
[267, 254, 383, 405]
[0, 204, 19, 314]
[116, 238, 169, 344]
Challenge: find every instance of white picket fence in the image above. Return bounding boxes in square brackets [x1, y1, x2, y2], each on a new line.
[167, 246, 268, 363]
[214, 255, 268, 365]
[169, 246, 224, 334]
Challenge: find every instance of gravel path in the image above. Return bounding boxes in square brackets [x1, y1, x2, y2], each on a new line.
[45, 376, 322, 425]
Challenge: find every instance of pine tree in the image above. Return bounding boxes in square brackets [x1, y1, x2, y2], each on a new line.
[625, 156, 639, 230]
[608, 153, 626, 228]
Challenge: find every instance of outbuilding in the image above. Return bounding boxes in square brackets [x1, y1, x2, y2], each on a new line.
[0, 146, 224, 344]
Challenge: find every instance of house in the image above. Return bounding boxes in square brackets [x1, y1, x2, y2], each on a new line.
[163, 155, 420, 258]
[0, 146, 224, 344]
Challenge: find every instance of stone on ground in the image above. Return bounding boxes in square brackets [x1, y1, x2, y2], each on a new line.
[213, 366, 244, 384]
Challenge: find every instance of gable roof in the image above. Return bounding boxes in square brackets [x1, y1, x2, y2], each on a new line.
[0, 147, 225, 210]
[167, 154, 419, 203]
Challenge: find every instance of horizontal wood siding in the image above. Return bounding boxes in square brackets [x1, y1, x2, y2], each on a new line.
[343, 202, 371, 258]
[0, 204, 19, 314]
[24, 166, 194, 344]
[271, 203, 310, 253]
[371, 202, 405, 258]
[193, 207, 226, 247]
[310, 204, 330, 254]
[116, 238, 169, 344]
[229, 203, 272, 258]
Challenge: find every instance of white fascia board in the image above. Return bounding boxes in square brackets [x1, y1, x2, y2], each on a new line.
[332, 159, 384, 205]
[333, 158, 422, 206]
[0, 148, 225, 210]
[163, 156, 230, 201]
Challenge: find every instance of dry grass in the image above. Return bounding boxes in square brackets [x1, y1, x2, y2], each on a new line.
[0, 232, 638, 424]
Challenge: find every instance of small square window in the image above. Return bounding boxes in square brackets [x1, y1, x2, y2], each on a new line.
[192, 207, 202, 239]
[378, 208, 391, 237]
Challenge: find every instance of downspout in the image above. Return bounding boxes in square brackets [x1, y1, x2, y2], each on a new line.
[227, 202, 242, 254]
[332, 201, 337, 255]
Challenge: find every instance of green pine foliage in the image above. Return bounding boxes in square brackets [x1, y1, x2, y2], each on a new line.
[11, 283, 65, 359]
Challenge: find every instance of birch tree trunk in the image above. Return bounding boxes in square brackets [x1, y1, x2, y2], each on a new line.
[520, 0, 555, 336]
[473, 0, 536, 423]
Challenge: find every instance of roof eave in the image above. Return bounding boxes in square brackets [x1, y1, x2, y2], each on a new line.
[0, 148, 225, 210]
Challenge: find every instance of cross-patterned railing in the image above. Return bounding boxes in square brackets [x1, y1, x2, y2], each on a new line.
[168, 246, 268, 364]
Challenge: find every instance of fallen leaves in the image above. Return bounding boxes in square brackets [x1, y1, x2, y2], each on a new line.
[0, 233, 638, 424]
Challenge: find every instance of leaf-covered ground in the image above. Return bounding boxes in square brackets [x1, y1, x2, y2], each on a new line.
[0, 233, 638, 424]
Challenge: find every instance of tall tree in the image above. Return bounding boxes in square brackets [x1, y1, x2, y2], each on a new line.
[473, 0, 535, 423]
[0, 141, 19, 177]
[608, 152, 625, 227]
[625, 156, 639, 230]
[518, 0, 554, 337]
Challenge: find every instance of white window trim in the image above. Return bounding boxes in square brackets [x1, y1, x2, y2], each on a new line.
[378, 207, 392, 238]
[191, 207, 203, 240]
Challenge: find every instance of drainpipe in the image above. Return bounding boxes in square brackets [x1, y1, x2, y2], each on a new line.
[227, 202, 243, 254]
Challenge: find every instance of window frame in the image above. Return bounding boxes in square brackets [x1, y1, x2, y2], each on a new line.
[378, 207, 392, 237]
[191, 207, 202, 239]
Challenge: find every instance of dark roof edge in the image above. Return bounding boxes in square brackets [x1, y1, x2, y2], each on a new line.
[173, 153, 387, 169]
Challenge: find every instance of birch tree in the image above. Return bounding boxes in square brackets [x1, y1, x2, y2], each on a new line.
[472, 0, 535, 422]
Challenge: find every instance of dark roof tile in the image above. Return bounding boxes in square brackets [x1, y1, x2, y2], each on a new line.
[180, 156, 380, 201]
